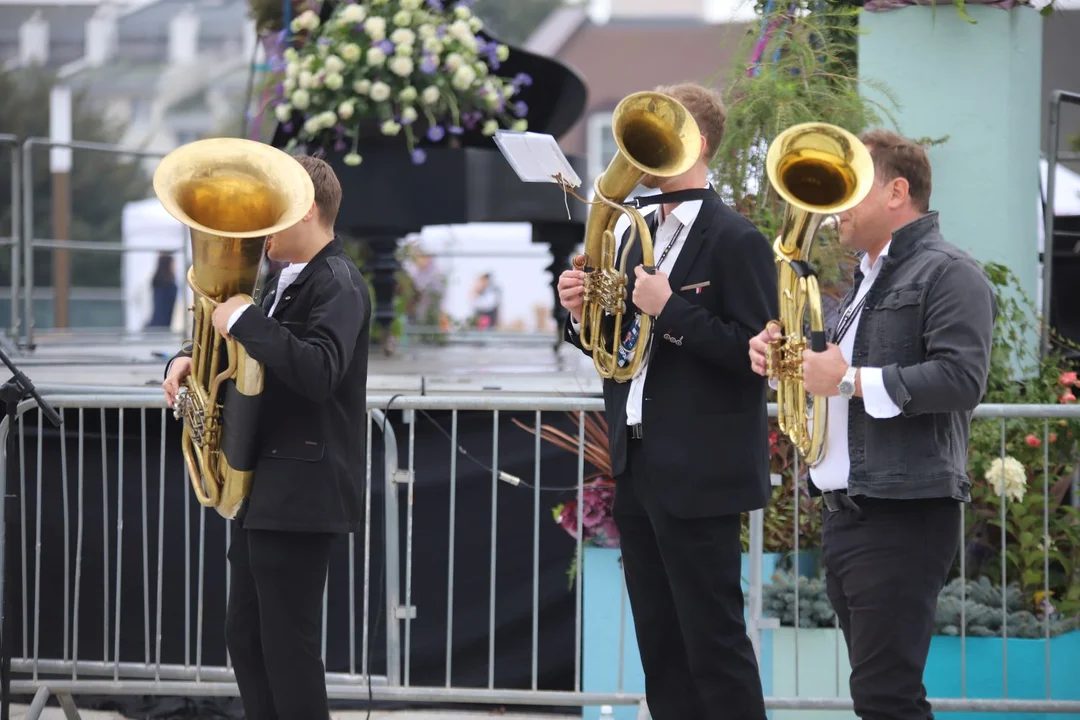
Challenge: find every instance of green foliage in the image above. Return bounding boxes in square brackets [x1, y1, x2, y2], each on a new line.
[762, 570, 837, 628]
[710, 1, 899, 298]
[964, 262, 1080, 615]
[247, 0, 307, 34]
[0, 67, 151, 289]
[936, 576, 1078, 638]
[741, 421, 823, 553]
[763, 571, 1079, 637]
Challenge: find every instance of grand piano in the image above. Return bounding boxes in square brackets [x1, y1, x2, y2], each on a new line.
[270, 1, 590, 351]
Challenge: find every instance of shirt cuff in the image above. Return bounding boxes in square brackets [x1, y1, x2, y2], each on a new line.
[227, 305, 250, 332]
[570, 316, 580, 333]
[768, 377, 778, 391]
[860, 367, 902, 418]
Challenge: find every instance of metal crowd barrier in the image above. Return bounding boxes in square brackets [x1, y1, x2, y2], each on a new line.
[1, 395, 1080, 719]
[15, 138, 171, 351]
[0, 134, 20, 339]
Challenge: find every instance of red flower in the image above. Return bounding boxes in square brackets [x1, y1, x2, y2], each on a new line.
[1061, 392, 1077, 404]
[1050, 433, 1058, 443]
[1025, 434, 1040, 447]
[1060, 371, 1078, 386]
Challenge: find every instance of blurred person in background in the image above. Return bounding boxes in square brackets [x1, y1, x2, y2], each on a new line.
[471, 272, 501, 330]
[147, 251, 178, 329]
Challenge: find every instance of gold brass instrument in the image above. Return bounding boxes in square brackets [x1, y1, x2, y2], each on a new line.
[153, 138, 315, 519]
[763, 122, 875, 467]
[571, 91, 701, 382]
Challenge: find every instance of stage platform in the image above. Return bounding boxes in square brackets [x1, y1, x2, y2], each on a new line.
[4, 330, 604, 397]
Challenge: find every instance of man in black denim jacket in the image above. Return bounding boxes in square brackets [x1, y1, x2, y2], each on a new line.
[750, 129, 997, 719]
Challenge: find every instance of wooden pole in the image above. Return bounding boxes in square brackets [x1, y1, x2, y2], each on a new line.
[50, 85, 72, 330]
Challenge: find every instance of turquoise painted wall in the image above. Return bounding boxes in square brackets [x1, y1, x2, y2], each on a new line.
[858, 5, 1043, 328]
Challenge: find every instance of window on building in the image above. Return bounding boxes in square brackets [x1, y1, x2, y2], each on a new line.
[586, 112, 618, 188]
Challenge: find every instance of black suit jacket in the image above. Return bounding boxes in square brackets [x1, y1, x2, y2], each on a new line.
[566, 192, 778, 518]
[169, 238, 371, 534]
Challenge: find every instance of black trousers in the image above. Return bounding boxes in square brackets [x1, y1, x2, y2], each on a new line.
[822, 494, 961, 720]
[225, 522, 336, 720]
[613, 439, 767, 720]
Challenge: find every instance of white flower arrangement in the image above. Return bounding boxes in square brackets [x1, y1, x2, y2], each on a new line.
[984, 455, 1027, 503]
[271, 0, 531, 166]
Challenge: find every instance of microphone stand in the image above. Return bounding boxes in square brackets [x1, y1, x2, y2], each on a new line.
[0, 346, 62, 720]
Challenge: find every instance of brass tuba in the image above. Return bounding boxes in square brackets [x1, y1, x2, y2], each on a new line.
[763, 122, 875, 467]
[153, 138, 315, 519]
[572, 91, 701, 382]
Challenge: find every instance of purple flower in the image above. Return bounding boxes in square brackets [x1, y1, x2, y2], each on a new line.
[514, 72, 533, 87]
[448, 125, 464, 135]
[513, 101, 528, 117]
[420, 55, 439, 73]
[426, 0, 443, 8]
[377, 39, 394, 54]
[426, 125, 445, 142]
[334, 139, 347, 151]
[411, 148, 427, 164]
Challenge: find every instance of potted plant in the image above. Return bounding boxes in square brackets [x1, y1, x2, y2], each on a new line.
[741, 424, 824, 584]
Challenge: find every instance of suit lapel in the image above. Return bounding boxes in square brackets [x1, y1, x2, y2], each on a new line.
[622, 212, 655, 307]
[664, 202, 711, 293]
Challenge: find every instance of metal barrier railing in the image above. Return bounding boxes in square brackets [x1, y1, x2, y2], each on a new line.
[17, 138, 173, 351]
[1, 394, 1079, 718]
[0, 134, 20, 339]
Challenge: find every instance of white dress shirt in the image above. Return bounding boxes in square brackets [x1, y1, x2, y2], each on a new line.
[571, 188, 705, 426]
[808, 243, 901, 491]
[226, 262, 308, 331]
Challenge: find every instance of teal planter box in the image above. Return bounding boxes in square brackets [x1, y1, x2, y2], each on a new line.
[581, 546, 781, 720]
[922, 632, 1080, 719]
[760, 627, 1080, 720]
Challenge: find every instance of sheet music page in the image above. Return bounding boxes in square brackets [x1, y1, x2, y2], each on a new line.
[493, 131, 582, 188]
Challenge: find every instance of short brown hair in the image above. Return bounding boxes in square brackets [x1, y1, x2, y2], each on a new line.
[294, 155, 342, 229]
[654, 82, 726, 163]
[858, 129, 932, 214]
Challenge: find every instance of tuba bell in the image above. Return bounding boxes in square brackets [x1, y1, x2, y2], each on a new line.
[572, 91, 701, 382]
[153, 138, 315, 519]
[763, 122, 875, 467]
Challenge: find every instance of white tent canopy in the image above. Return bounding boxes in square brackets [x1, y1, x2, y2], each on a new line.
[1038, 157, 1080, 252]
[120, 196, 190, 334]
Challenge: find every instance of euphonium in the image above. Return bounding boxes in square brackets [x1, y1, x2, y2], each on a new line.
[763, 122, 875, 467]
[572, 91, 701, 382]
[153, 138, 315, 519]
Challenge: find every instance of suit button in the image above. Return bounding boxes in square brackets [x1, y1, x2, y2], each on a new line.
[271, 449, 277, 454]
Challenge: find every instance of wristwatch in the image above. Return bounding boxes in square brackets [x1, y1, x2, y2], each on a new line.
[838, 366, 858, 399]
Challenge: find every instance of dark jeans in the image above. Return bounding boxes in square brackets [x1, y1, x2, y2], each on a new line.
[613, 440, 767, 720]
[822, 495, 961, 720]
[224, 523, 335, 720]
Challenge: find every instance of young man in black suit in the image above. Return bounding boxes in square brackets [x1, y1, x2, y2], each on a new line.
[559, 82, 777, 720]
[162, 155, 371, 720]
